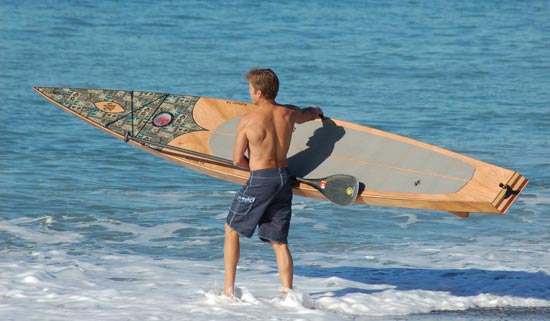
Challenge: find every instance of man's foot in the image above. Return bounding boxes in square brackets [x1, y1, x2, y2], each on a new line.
[221, 287, 243, 303]
[223, 287, 235, 298]
[282, 287, 290, 300]
[279, 288, 316, 309]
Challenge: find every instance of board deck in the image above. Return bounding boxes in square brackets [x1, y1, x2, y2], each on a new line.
[33, 87, 528, 214]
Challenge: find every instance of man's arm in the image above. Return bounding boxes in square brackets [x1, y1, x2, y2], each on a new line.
[232, 117, 250, 169]
[293, 105, 324, 124]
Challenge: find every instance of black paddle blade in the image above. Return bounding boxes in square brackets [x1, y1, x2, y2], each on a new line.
[296, 174, 360, 206]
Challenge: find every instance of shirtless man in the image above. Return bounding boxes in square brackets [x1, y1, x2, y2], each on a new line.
[224, 68, 323, 298]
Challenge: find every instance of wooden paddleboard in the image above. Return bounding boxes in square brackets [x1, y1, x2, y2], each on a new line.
[33, 87, 528, 214]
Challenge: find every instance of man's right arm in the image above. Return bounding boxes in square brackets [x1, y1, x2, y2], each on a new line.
[232, 117, 250, 169]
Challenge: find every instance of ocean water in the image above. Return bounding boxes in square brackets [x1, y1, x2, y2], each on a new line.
[1, 0, 549, 320]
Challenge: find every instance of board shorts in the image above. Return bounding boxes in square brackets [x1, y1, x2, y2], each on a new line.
[226, 167, 293, 244]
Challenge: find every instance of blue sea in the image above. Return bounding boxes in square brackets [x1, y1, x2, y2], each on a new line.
[1, 1, 549, 320]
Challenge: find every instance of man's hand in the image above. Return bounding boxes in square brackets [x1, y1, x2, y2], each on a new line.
[308, 105, 324, 119]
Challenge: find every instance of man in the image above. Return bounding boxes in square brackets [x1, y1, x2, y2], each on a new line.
[224, 68, 323, 299]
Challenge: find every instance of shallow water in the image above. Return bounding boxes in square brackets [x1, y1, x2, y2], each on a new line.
[1, 0, 549, 320]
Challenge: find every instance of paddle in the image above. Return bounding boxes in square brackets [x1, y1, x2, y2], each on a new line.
[295, 176, 359, 206]
[124, 133, 359, 206]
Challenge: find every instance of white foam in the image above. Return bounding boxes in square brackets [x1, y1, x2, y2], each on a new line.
[1, 246, 548, 321]
[394, 213, 420, 228]
[1, 206, 549, 321]
[0, 217, 82, 244]
[81, 219, 213, 245]
[203, 287, 259, 305]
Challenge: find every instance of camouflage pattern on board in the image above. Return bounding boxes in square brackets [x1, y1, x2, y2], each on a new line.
[35, 87, 204, 148]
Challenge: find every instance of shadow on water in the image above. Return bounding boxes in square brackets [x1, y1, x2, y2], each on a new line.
[288, 118, 346, 178]
[294, 266, 550, 300]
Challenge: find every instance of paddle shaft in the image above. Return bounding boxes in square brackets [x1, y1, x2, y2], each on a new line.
[125, 133, 237, 168]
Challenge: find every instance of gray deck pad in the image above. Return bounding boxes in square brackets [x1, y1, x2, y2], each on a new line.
[210, 117, 474, 194]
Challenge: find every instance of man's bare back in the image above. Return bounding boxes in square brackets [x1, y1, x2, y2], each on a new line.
[232, 84, 322, 171]
[234, 103, 315, 170]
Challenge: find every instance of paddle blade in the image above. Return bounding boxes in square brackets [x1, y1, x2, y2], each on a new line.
[297, 175, 360, 206]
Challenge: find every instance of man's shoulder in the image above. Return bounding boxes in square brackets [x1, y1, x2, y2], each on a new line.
[238, 112, 254, 128]
[239, 109, 265, 128]
[273, 104, 301, 119]
[279, 103, 300, 111]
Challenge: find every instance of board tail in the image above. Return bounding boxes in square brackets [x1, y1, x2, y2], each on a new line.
[492, 172, 528, 214]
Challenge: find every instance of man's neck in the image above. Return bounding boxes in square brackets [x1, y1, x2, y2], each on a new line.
[256, 98, 277, 108]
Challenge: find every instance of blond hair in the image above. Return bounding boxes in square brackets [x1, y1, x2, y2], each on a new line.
[245, 68, 279, 100]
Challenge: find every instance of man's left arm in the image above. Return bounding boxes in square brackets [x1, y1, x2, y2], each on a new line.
[294, 105, 324, 124]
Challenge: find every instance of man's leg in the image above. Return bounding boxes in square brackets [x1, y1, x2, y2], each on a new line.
[271, 241, 293, 298]
[224, 223, 240, 296]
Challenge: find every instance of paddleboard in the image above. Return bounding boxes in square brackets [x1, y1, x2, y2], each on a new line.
[33, 87, 528, 215]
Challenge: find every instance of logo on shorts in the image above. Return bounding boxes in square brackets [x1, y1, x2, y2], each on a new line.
[237, 195, 255, 203]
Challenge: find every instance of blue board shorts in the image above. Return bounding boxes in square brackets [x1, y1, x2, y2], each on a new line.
[226, 168, 293, 244]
